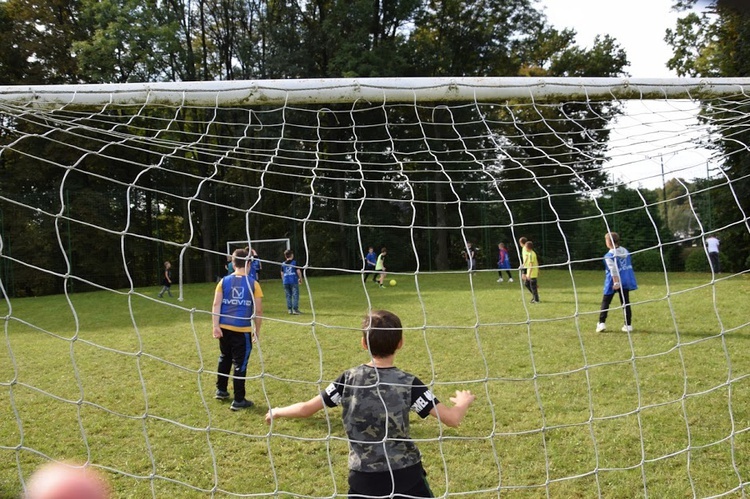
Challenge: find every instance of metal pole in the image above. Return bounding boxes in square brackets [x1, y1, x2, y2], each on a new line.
[662, 157, 669, 232]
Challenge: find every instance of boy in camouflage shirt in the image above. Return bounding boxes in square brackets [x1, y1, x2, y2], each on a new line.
[265, 309, 475, 497]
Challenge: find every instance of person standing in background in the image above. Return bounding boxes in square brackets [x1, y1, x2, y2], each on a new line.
[250, 248, 262, 281]
[364, 246, 378, 283]
[521, 241, 540, 303]
[706, 234, 720, 274]
[158, 261, 173, 298]
[496, 242, 513, 283]
[281, 249, 303, 315]
[375, 247, 387, 288]
[225, 254, 234, 276]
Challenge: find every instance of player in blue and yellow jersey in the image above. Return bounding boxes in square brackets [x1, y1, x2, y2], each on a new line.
[212, 248, 263, 410]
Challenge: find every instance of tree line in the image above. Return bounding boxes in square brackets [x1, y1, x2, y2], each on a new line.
[0, 0, 747, 297]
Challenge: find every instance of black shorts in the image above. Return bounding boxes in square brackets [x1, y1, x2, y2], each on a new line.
[348, 462, 433, 498]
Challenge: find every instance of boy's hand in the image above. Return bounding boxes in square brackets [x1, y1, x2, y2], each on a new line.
[450, 390, 476, 408]
[264, 409, 274, 424]
[212, 326, 223, 339]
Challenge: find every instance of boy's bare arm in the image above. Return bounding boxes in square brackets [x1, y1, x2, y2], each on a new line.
[430, 390, 476, 428]
[265, 395, 325, 424]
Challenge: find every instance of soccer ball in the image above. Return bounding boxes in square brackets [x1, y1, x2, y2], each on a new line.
[389, 279, 397, 287]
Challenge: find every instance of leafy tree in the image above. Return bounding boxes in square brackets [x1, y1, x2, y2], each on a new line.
[73, 0, 183, 83]
[0, 0, 85, 84]
[665, 0, 750, 271]
[0, 0, 652, 292]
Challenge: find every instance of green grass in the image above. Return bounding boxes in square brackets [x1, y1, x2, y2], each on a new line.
[1, 270, 750, 498]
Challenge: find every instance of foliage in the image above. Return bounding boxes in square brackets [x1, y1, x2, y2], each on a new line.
[0, 0, 676, 294]
[665, 0, 750, 273]
[73, 0, 182, 83]
[684, 245, 711, 272]
[683, 245, 731, 273]
[0, 0, 86, 84]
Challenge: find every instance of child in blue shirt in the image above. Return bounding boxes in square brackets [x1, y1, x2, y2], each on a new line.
[496, 242, 513, 282]
[281, 249, 303, 315]
[364, 246, 378, 283]
[596, 232, 638, 333]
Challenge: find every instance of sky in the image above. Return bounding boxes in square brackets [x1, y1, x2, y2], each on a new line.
[540, 0, 681, 78]
[540, 0, 717, 189]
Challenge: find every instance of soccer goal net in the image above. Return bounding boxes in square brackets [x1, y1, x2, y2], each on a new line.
[1, 77, 749, 498]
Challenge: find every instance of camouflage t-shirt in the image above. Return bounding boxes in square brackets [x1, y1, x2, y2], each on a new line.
[321, 364, 438, 473]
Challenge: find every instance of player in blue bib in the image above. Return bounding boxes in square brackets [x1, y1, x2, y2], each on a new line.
[596, 232, 638, 333]
[281, 249, 303, 315]
[212, 248, 263, 410]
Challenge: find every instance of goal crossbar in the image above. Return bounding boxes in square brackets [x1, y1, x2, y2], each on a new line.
[2, 77, 750, 107]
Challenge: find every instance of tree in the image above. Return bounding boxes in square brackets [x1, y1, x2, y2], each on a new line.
[0, 0, 85, 84]
[665, 0, 750, 271]
[73, 0, 185, 83]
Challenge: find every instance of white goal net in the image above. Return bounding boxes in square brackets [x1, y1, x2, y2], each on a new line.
[1, 78, 749, 498]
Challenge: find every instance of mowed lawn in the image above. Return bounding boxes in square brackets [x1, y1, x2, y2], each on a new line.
[1, 269, 749, 498]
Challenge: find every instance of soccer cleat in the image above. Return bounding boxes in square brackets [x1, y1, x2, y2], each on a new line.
[508, 278, 513, 282]
[596, 323, 606, 333]
[230, 399, 254, 411]
[292, 310, 301, 315]
[622, 325, 633, 333]
[497, 278, 503, 282]
[215, 390, 230, 400]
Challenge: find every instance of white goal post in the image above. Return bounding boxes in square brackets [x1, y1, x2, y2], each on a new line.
[225, 238, 291, 280]
[1, 77, 749, 498]
[226, 238, 291, 257]
[2, 76, 750, 106]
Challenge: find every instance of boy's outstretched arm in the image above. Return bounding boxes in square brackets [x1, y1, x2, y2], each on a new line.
[265, 395, 325, 424]
[430, 390, 476, 428]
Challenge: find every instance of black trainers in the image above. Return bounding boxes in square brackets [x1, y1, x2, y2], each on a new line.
[230, 399, 254, 411]
[215, 390, 230, 400]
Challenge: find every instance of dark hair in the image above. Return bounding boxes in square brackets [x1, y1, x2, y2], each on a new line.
[606, 232, 620, 246]
[362, 310, 402, 357]
[284, 249, 293, 259]
[525, 241, 534, 250]
[232, 248, 249, 267]
[519, 237, 527, 246]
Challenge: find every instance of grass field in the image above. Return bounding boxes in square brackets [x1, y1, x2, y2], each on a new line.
[1, 269, 749, 498]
